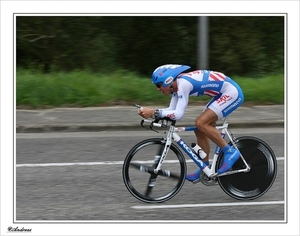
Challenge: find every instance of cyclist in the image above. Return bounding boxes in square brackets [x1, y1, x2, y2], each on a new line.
[138, 64, 244, 181]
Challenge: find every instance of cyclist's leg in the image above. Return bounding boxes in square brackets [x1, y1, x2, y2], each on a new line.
[194, 129, 210, 164]
[187, 78, 244, 179]
[196, 108, 240, 174]
[186, 129, 210, 181]
[194, 97, 216, 161]
[195, 109, 228, 148]
[206, 78, 244, 173]
[186, 111, 221, 181]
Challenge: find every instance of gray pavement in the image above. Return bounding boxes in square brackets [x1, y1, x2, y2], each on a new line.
[16, 105, 285, 133]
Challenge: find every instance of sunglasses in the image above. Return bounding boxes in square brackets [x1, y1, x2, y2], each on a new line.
[155, 83, 163, 88]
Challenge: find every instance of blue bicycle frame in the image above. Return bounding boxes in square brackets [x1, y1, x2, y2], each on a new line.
[148, 116, 250, 178]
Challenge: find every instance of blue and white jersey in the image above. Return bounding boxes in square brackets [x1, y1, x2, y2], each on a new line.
[159, 70, 244, 120]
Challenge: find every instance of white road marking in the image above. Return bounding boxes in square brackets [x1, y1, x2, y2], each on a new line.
[131, 201, 285, 210]
[16, 157, 285, 211]
[16, 157, 284, 168]
[16, 161, 124, 167]
[16, 160, 176, 167]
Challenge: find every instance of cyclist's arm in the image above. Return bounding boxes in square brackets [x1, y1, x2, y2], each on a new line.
[159, 80, 192, 120]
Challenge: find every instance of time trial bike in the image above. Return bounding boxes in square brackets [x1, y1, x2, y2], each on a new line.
[122, 105, 277, 203]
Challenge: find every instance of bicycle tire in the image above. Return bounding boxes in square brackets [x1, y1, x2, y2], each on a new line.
[122, 138, 186, 203]
[216, 136, 277, 200]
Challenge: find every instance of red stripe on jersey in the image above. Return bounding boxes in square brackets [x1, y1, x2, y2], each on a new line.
[204, 90, 219, 97]
[210, 72, 226, 81]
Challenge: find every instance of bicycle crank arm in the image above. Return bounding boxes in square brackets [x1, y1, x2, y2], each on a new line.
[130, 163, 180, 179]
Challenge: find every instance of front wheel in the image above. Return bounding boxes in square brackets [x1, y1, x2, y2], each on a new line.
[122, 138, 186, 203]
[216, 136, 277, 200]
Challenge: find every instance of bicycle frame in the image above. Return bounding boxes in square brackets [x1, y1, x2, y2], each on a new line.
[144, 117, 251, 178]
[124, 107, 277, 203]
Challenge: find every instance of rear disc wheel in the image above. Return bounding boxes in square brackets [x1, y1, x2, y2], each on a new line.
[217, 136, 277, 200]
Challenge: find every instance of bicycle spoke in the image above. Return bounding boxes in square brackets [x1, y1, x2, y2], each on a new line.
[130, 163, 180, 179]
[157, 169, 180, 179]
[145, 174, 158, 197]
[130, 163, 152, 173]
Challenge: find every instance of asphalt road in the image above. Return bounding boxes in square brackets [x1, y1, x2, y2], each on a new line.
[16, 128, 285, 223]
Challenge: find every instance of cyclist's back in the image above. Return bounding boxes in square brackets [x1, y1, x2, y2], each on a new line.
[165, 69, 244, 120]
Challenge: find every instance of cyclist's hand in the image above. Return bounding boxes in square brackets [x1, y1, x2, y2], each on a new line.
[138, 107, 155, 119]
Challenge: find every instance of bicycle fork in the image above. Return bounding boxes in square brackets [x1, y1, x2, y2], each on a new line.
[146, 129, 173, 193]
[153, 126, 174, 174]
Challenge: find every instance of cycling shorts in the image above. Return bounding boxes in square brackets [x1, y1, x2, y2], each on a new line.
[204, 77, 244, 120]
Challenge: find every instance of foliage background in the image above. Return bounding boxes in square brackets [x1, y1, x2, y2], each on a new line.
[16, 16, 284, 77]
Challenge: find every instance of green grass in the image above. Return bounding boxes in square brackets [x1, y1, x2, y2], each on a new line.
[16, 69, 284, 109]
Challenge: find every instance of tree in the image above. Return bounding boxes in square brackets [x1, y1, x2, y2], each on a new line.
[16, 15, 284, 76]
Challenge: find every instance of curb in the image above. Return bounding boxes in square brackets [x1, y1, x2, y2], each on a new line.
[16, 121, 284, 133]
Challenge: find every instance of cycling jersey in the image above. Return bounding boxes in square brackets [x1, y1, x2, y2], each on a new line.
[158, 70, 244, 120]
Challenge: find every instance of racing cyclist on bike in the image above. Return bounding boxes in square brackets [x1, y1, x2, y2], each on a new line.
[138, 64, 244, 181]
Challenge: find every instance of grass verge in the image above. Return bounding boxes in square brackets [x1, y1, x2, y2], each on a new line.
[16, 69, 284, 109]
